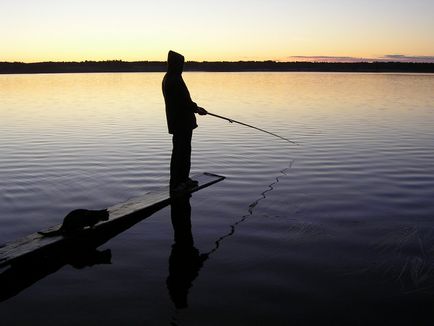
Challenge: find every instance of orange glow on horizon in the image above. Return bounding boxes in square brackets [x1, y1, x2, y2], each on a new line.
[1, 0, 433, 63]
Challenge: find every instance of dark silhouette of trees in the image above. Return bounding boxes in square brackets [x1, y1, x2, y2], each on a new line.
[1, 60, 434, 74]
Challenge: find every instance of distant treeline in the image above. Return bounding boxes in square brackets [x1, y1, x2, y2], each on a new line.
[1, 60, 434, 74]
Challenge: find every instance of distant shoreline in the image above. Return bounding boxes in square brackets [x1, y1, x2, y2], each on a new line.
[1, 61, 434, 74]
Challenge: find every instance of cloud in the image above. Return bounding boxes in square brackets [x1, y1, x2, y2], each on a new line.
[380, 55, 434, 63]
[287, 56, 372, 63]
[286, 55, 434, 63]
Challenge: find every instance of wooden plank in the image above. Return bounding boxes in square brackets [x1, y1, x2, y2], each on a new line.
[0, 172, 224, 268]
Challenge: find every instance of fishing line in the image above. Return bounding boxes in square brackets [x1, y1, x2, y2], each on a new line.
[205, 161, 294, 256]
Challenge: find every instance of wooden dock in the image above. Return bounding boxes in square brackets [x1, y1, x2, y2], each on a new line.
[0, 172, 225, 269]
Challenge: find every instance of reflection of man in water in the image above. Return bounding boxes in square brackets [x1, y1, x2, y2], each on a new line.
[166, 195, 208, 309]
[162, 50, 207, 192]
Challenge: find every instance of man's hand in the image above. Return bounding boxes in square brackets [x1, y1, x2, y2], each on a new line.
[196, 107, 208, 115]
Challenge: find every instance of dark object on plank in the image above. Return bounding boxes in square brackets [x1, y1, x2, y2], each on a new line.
[38, 209, 109, 237]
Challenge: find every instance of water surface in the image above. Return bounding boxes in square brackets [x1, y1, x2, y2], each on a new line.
[1, 72, 434, 325]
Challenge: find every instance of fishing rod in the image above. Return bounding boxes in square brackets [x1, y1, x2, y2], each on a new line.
[206, 112, 297, 145]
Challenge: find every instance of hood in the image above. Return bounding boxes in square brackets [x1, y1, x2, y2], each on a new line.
[167, 50, 184, 74]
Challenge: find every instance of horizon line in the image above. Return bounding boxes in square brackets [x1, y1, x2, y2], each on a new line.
[3, 54, 434, 64]
[2, 59, 434, 64]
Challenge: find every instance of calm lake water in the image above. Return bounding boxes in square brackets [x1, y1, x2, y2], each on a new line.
[1, 72, 434, 325]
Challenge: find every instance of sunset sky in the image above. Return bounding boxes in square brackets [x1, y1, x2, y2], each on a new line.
[2, 0, 434, 62]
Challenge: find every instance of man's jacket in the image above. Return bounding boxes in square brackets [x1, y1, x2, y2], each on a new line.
[162, 51, 198, 134]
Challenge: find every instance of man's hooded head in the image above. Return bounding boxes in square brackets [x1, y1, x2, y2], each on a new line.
[167, 50, 184, 74]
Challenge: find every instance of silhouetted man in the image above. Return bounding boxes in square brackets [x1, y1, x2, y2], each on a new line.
[162, 50, 207, 192]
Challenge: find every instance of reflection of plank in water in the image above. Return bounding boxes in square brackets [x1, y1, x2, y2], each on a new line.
[0, 172, 224, 303]
[0, 172, 225, 269]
